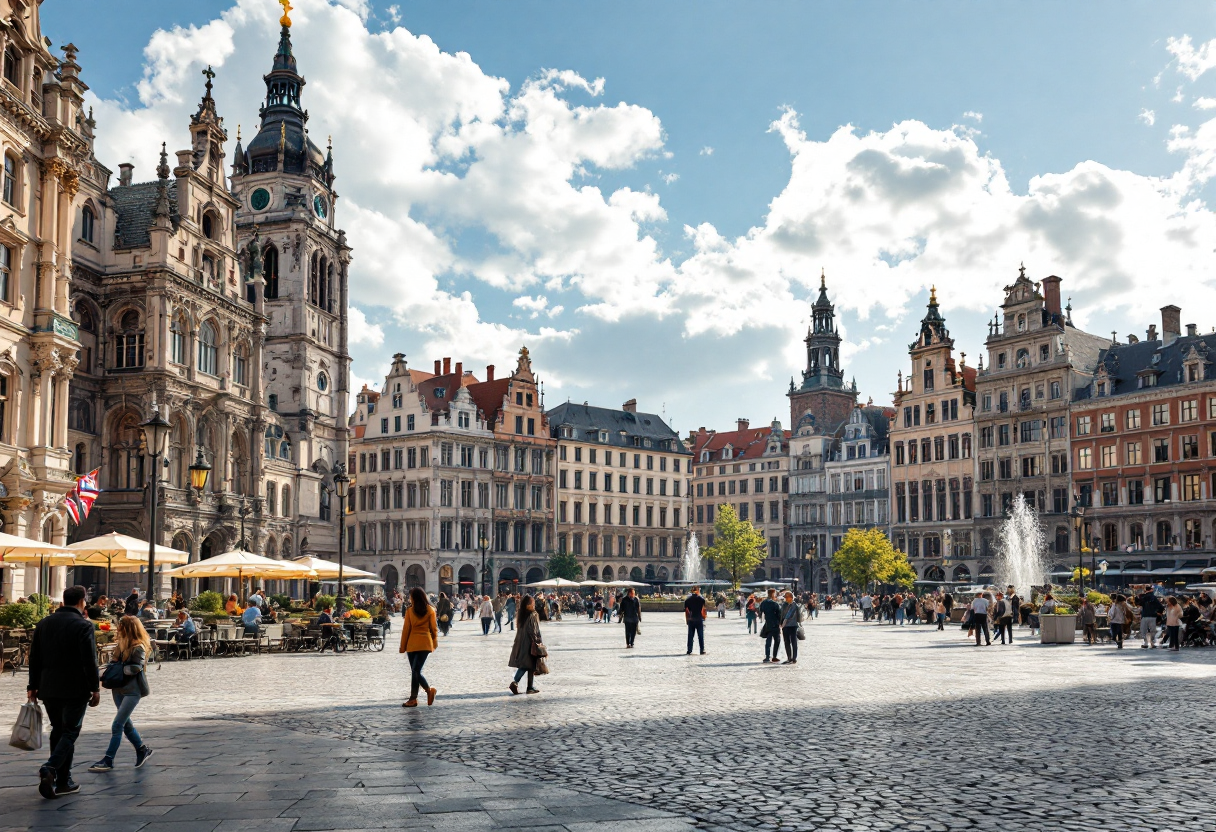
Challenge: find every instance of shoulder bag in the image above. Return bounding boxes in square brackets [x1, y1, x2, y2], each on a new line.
[531, 641, 548, 658]
[100, 660, 126, 690]
[8, 700, 42, 751]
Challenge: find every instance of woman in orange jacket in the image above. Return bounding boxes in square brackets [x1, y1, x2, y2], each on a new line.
[398, 586, 438, 707]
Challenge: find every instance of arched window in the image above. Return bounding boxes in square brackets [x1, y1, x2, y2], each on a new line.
[197, 321, 218, 376]
[1, 155, 14, 207]
[1015, 348, 1029, 369]
[319, 487, 331, 521]
[309, 252, 318, 304]
[266, 482, 277, 516]
[233, 342, 248, 387]
[76, 302, 95, 333]
[80, 205, 95, 243]
[111, 412, 144, 489]
[170, 316, 186, 365]
[326, 262, 335, 312]
[263, 246, 278, 300]
[116, 310, 144, 368]
[282, 535, 292, 557]
[168, 417, 187, 488]
[201, 210, 218, 240]
[264, 425, 290, 460]
[2, 45, 18, 86]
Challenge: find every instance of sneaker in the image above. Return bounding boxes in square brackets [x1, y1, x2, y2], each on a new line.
[55, 779, 80, 796]
[780, 660, 792, 665]
[509, 682, 519, 695]
[88, 758, 114, 773]
[134, 746, 154, 769]
[525, 687, 540, 694]
[38, 766, 57, 800]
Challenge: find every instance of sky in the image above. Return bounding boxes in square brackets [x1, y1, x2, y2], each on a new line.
[42, 0, 1216, 435]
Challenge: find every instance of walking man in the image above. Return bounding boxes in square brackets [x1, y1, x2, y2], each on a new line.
[758, 588, 783, 663]
[505, 593, 517, 630]
[27, 585, 100, 799]
[970, 592, 991, 646]
[479, 595, 494, 636]
[859, 592, 873, 622]
[994, 592, 1015, 644]
[492, 595, 504, 634]
[619, 588, 642, 648]
[1136, 587, 1163, 649]
[683, 587, 707, 655]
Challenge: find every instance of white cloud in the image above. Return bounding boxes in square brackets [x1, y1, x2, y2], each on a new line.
[1195, 97, 1216, 110]
[1168, 34, 1216, 80]
[1173, 86, 1185, 103]
[1139, 108, 1156, 126]
[347, 307, 385, 347]
[83, 6, 1216, 428]
[962, 111, 983, 122]
[662, 172, 679, 184]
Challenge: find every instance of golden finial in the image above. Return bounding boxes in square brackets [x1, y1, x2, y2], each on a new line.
[279, 0, 293, 27]
[819, 267, 826, 290]
[929, 285, 937, 304]
[279, 121, 286, 149]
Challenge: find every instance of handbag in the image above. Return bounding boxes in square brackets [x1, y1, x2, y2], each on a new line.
[534, 656, 550, 676]
[531, 641, 548, 658]
[9, 700, 43, 751]
[100, 661, 126, 690]
[796, 624, 806, 641]
[438, 614, 449, 623]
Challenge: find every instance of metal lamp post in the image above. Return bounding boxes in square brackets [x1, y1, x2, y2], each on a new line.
[186, 449, 211, 598]
[1070, 497, 1086, 596]
[139, 409, 172, 604]
[479, 533, 489, 596]
[333, 464, 349, 615]
[942, 528, 953, 592]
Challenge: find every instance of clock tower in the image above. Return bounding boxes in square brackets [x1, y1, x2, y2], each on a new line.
[230, 5, 350, 559]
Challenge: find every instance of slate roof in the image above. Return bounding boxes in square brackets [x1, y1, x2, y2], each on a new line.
[546, 402, 688, 454]
[110, 181, 179, 249]
[1074, 332, 1216, 402]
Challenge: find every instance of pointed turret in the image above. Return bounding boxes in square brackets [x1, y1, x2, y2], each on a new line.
[913, 285, 951, 350]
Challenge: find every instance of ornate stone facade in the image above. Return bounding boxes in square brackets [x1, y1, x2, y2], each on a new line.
[0, 5, 90, 600]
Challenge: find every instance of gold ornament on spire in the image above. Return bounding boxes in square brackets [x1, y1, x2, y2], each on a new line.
[279, 0, 293, 27]
[929, 285, 937, 304]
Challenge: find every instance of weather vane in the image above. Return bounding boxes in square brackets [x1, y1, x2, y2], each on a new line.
[279, 0, 293, 27]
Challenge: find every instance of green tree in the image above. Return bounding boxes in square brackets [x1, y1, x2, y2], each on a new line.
[830, 527, 914, 590]
[703, 504, 766, 589]
[547, 551, 582, 581]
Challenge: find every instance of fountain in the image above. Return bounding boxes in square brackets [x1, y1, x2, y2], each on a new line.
[681, 532, 703, 584]
[996, 493, 1047, 593]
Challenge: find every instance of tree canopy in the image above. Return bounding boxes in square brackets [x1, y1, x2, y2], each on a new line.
[547, 551, 582, 581]
[703, 504, 766, 588]
[830, 528, 914, 590]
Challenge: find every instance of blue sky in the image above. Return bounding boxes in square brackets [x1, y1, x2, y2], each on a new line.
[45, 1, 1216, 432]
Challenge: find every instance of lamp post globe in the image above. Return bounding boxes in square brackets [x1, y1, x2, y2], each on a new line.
[139, 410, 172, 604]
[188, 448, 211, 492]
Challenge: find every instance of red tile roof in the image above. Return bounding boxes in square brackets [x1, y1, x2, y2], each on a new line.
[690, 425, 786, 462]
[467, 378, 511, 427]
[416, 371, 479, 413]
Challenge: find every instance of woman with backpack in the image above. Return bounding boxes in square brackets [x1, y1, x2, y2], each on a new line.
[508, 595, 544, 695]
[399, 587, 439, 707]
[88, 616, 153, 773]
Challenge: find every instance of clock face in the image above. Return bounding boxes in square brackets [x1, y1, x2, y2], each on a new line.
[313, 195, 327, 218]
[250, 188, 270, 211]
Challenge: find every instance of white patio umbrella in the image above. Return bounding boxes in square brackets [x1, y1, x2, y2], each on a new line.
[607, 579, 649, 588]
[291, 556, 378, 581]
[67, 533, 191, 596]
[524, 577, 584, 589]
[578, 579, 609, 587]
[165, 550, 317, 585]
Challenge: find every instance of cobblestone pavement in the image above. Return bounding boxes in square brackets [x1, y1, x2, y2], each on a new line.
[4, 609, 1216, 831]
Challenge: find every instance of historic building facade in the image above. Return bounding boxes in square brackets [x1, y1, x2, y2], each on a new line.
[67, 13, 348, 594]
[0, 6, 92, 599]
[1067, 307, 1216, 585]
[347, 349, 554, 595]
[690, 419, 789, 582]
[973, 267, 1109, 572]
[888, 289, 978, 585]
[548, 399, 689, 584]
[823, 404, 893, 583]
[788, 413, 834, 591]
[787, 273, 858, 433]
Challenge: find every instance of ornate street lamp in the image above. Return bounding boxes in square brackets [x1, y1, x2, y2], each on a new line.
[333, 463, 350, 615]
[188, 448, 212, 492]
[139, 409, 172, 604]
[1070, 496, 1086, 596]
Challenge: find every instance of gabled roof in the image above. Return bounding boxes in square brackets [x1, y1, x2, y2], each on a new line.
[416, 371, 479, 413]
[690, 424, 787, 462]
[546, 402, 687, 453]
[110, 181, 180, 249]
[1074, 332, 1216, 402]
[467, 378, 511, 426]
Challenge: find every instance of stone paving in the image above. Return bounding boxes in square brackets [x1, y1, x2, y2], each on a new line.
[3, 609, 1216, 831]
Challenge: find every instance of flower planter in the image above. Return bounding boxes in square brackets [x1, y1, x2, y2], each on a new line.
[1039, 614, 1077, 644]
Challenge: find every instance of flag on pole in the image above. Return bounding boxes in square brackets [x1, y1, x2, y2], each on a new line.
[76, 468, 101, 519]
[62, 492, 81, 525]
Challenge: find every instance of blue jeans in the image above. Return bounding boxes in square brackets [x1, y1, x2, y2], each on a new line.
[764, 631, 782, 659]
[895, 609, 905, 625]
[105, 691, 144, 759]
[686, 620, 704, 653]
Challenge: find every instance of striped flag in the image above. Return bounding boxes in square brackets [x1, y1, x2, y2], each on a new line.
[76, 468, 101, 519]
[62, 488, 82, 525]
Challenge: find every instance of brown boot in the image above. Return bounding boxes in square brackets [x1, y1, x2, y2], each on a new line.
[426, 687, 437, 706]
[402, 699, 418, 708]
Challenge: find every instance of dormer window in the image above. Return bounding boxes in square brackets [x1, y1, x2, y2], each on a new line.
[700, 450, 709, 462]
[434, 387, 446, 399]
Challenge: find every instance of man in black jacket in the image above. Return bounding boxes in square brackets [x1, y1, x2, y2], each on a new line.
[27, 585, 100, 799]
[124, 587, 140, 616]
[1136, 589, 1164, 649]
[619, 588, 641, 648]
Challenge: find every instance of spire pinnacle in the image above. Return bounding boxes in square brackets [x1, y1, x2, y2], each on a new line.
[820, 267, 825, 290]
[1018, 261, 1026, 279]
[279, 0, 293, 27]
[929, 285, 937, 305]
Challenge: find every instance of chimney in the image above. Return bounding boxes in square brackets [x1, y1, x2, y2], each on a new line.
[1161, 306, 1181, 346]
[1127, 334, 1139, 344]
[1041, 275, 1062, 317]
[443, 357, 451, 375]
[622, 398, 637, 413]
[454, 362, 462, 379]
[434, 359, 441, 375]
[1187, 323, 1198, 337]
[486, 364, 495, 381]
[1147, 324, 1157, 342]
[737, 418, 750, 432]
[118, 163, 133, 187]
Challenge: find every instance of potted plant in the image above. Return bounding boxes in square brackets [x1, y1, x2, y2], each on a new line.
[1039, 603, 1077, 644]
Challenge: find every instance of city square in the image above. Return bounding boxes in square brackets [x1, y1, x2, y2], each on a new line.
[5, 610, 1216, 831]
